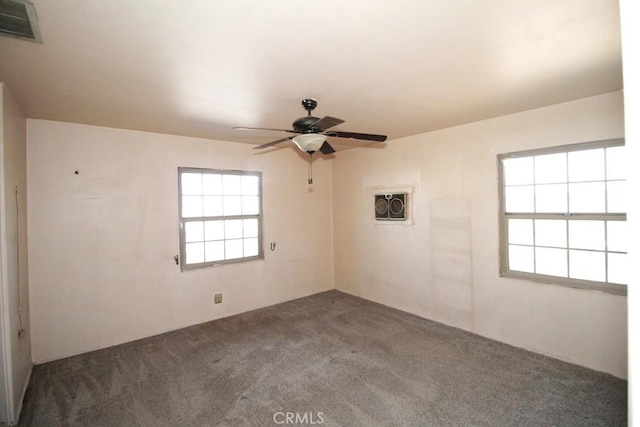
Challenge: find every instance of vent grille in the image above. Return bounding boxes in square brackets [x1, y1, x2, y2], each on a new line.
[0, 0, 42, 43]
[375, 193, 407, 221]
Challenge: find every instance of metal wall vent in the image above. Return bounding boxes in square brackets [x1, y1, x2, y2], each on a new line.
[0, 0, 42, 43]
[375, 193, 407, 221]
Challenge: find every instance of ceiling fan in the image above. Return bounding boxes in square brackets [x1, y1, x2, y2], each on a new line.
[233, 98, 387, 155]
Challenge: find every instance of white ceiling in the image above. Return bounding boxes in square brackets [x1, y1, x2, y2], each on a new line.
[0, 0, 622, 151]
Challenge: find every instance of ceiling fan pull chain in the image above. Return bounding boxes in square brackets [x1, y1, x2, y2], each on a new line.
[308, 153, 313, 184]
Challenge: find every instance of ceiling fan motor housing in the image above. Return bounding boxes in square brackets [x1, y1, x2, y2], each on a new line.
[293, 116, 321, 133]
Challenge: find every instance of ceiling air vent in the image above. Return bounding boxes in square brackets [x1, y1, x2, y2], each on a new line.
[0, 0, 42, 43]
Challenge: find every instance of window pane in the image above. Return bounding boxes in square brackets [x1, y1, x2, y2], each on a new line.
[509, 245, 534, 273]
[242, 175, 260, 195]
[568, 182, 605, 213]
[203, 174, 223, 195]
[204, 241, 225, 262]
[505, 186, 534, 213]
[569, 249, 605, 282]
[534, 220, 566, 248]
[535, 247, 567, 277]
[185, 242, 205, 264]
[606, 181, 626, 213]
[223, 196, 242, 216]
[225, 239, 244, 259]
[203, 196, 223, 217]
[184, 221, 204, 243]
[204, 220, 224, 241]
[244, 238, 259, 257]
[607, 221, 626, 253]
[181, 173, 202, 195]
[225, 219, 243, 239]
[242, 196, 260, 215]
[182, 196, 203, 218]
[535, 184, 567, 213]
[508, 219, 533, 245]
[223, 175, 242, 195]
[606, 146, 625, 180]
[568, 220, 605, 251]
[503, 157, 533, 185]
[608, 252, 627, 284]
[243, 218, 259, 238]
[568, 148, 604, 182]
[534, 153, 566, 184]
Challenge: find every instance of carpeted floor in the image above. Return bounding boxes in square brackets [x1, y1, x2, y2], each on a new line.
[19, 290, 626, 426]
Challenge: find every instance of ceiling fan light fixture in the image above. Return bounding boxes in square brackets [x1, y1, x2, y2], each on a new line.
[292, 133, 326, 153]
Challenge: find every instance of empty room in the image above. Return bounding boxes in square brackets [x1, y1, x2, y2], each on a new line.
[0, 0, 637, 425]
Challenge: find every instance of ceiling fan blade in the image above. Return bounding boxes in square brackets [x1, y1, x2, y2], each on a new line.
[326, 130, 387, 142]
[319, 141, 336, 155]
[309, 116, 345, 131]
[253, 136, 293, 150]
[234, 126, 299, 133]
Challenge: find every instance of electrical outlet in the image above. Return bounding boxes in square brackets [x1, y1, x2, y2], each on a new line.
[214, 293, 223, 304]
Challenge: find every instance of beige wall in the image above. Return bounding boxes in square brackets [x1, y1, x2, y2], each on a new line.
[0, 83, 32, 424]
[332, 92, 627, 378]
[27, 120, 334, 363]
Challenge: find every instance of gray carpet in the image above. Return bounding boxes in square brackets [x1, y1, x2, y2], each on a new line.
[19, 290, 626, 426]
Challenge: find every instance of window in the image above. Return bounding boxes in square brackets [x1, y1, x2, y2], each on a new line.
[178, 168, 263, 270]
[498, 139, 626, 295]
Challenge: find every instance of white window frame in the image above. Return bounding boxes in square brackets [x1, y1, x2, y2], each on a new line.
[178, 167, 263, 271]
[498, 139, 626, 296]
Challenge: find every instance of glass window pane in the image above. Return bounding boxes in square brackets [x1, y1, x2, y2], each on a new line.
[535, 184, 567, 213]
[203, 196, 223, 217]
[244, 238, 259, 257]
[568, 182, 605, 213]
[607, 221, 626, 253]
[181, 173, 202, 195]
[242, 175, 260, 195]
[569, 249, 605, 282]
[223, 196, 242, 216]
[203, 174, 223, 195]
[185, 242, 204, 264]
[568, 148, 604, 182]
[606, 181, 626, 213]
[223, 175, 242, 195]
[225, 239, 244, 259]
[225, 219, 243, 239]
[503, 157, 533, 185]
[534, 220, 567, 248]
[508, 219, 533, 245]
[181, 196, 203, 218]
[184, 221, 204, 243]
[535, 247, 567, 277]
[505, 186, 534, 213]
[204, 221, 224, 241]
[607, 252, 627, 284]
[534, 153, 566, 184]
[205, 241, 225, 262]
[606, 146, 625, 180]
[242, 196, 260, 215]
[568, 220, 605, 251]
[509, 245, 534, 273]
[243, 218, 259, 238]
